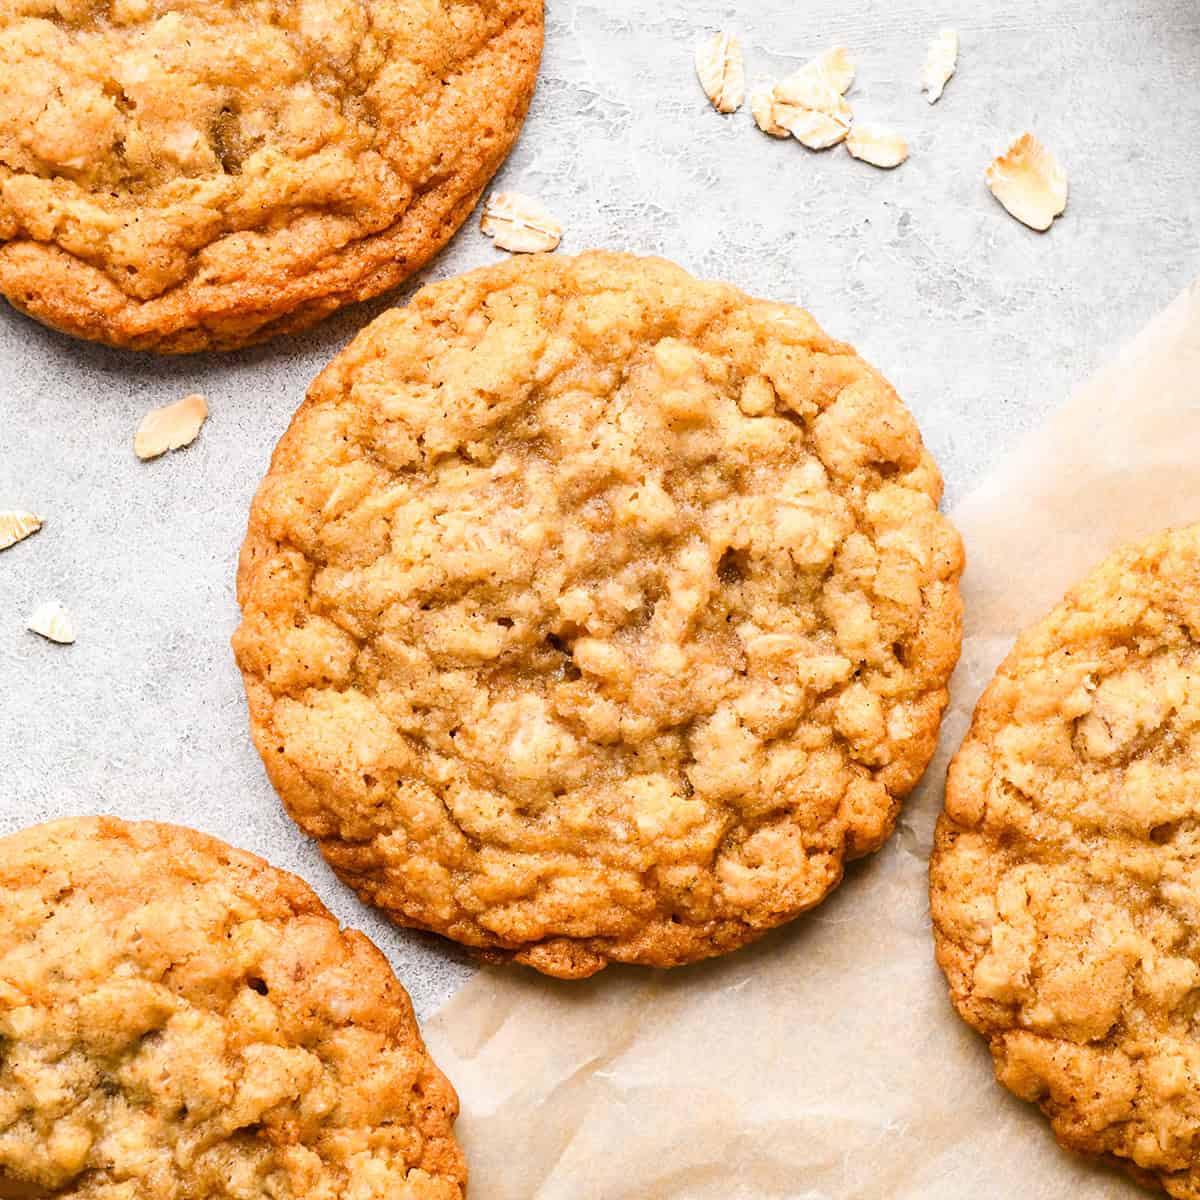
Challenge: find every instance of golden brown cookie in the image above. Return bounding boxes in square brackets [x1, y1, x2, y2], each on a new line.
[233, 251, 964, 978]
[931, 524, 1200, 1197]
[0, 816, 465, 1199]
[0, 0, 542, 352]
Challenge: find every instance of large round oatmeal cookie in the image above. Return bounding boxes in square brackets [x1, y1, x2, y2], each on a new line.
[931, 524, 1200, 1198]
[0, 0, 541, 352]
[0, 816, 465, 1199]
[233, 251, 964, 978]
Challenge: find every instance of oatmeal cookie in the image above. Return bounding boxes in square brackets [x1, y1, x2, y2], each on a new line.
[234, 251, 964, 978]
[931, 524, 1200, 1197]
[0, 0, 542, 352]
[0, 816, 465, 1199]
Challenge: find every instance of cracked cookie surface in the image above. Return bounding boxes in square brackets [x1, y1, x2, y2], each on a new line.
[0, 0, 541, 351]
[233, 251, 964, 978]
[0, 816, 464, 1199]
[931, 524, 1200, 1198]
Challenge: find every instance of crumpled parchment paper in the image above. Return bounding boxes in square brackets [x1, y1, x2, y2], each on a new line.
[423, 279, 1200, 1199]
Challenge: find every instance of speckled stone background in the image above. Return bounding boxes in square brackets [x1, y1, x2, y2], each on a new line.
[2, 0, 1198, 1017]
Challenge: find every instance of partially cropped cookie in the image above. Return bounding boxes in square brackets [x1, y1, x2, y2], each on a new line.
[0, 817, 465, 1199]
[932, 524, 1200, 1197]
[234, 251, 964, 978]
[0, 0, 542, 352]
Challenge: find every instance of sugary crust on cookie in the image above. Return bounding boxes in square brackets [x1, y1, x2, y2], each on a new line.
[234, 251, 964, 978]
[0, 0, 542, 352]
[0, 816, 464, 1199]
[931, 524, 1200, 1198]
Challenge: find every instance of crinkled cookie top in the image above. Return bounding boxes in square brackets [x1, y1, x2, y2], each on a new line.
[0, 0, 542, 350]
[932, 524, 1200, 1198]
[234, 252, 964, 978]
[0, 816, 464, 1199]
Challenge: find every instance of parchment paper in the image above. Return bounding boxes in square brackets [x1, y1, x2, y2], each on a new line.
[423, 280, 1200, 1199]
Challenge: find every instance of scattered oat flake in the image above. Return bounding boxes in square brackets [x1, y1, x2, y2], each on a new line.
[807, 46, 855, 95]
[782, 107, 851, 150]
[695, 31, 745, 114]
[0, 509, 41, 551]
[750, 83, 790, 137]
[846, 125, 909, 169]
[774, 46, 854, 100]
[773, 72, 852, 149]
[27, 599, 74, 645]
[480, 191, 563, 254]
[922, 29, 958, 103]
[986, 132, 1068, 231]
[134, 393, 208, 461]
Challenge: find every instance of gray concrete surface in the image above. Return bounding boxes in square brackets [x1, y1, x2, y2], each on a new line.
[2, 0, 1198, 1016]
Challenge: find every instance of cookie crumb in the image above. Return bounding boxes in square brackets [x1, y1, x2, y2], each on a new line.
[134, 393, 208, 461]
[695, 31, 745, 113]
[480, 191, 563, 254]
[27, 599, 74, 644]
[986, 132, 1068, 231]
[0, 509, 41, 551]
